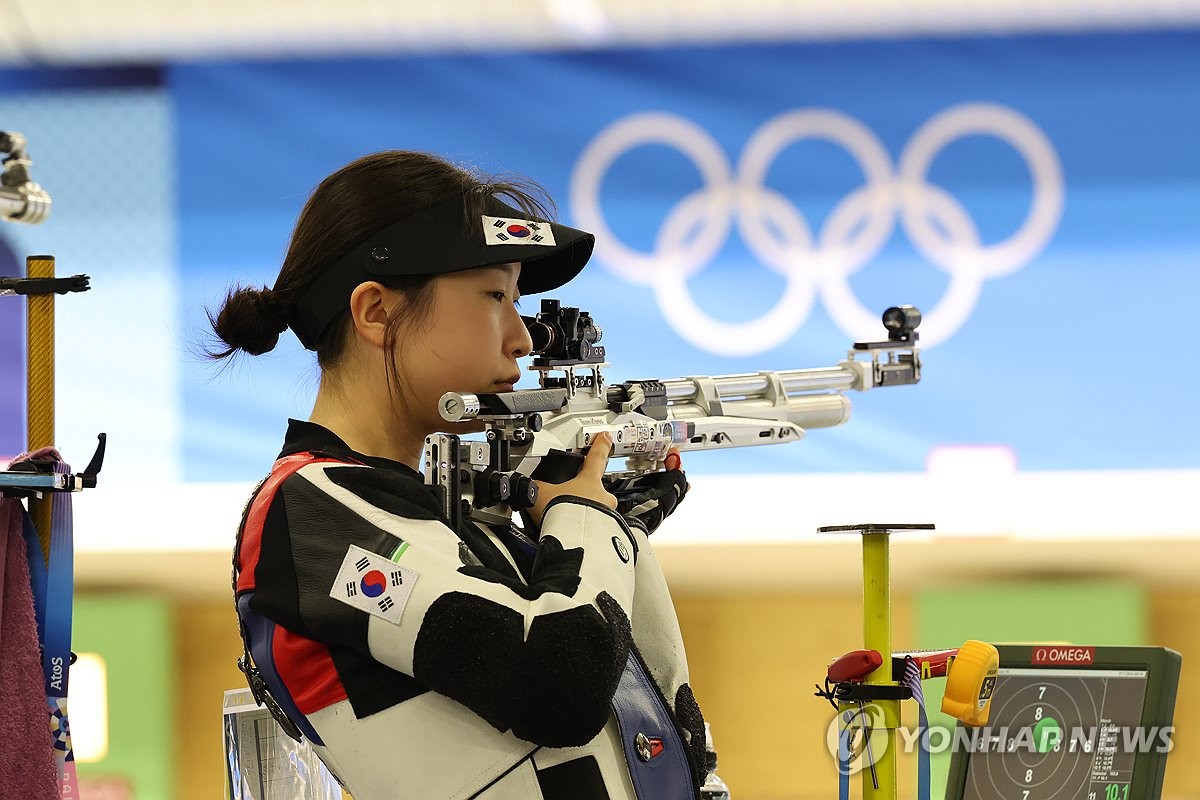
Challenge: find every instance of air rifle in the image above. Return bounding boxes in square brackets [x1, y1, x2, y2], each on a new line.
[424, 299, 921, 530]
[0, 131, 52, 225]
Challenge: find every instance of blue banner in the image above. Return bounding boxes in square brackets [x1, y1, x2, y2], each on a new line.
[5, 32, 1199, 480]
[175, 31, 1200, 478]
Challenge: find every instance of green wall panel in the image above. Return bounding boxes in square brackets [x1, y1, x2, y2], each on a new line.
[72, 594, 174, 800]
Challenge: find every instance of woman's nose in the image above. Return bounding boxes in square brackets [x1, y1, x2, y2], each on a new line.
[509, 306, 534, 358]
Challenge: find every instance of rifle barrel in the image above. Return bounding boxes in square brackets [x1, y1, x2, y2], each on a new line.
[657, 366, 858, 402]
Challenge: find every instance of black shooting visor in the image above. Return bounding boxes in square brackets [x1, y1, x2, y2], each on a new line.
[289, 195, 595, 350]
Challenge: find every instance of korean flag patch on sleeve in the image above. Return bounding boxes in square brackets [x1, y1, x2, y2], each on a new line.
[482, 215, 556, 246]
[330, 543, 419, 625]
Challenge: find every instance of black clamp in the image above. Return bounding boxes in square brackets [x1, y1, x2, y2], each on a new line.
[815, 678, 913, 709]
[0, 274, 90, 296]
[835, 682, 913, 703]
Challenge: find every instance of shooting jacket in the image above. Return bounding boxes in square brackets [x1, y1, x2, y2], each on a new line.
[234, 420, 706, 800]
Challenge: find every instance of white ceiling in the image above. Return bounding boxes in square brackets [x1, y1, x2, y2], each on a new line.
[2, 0, 1199, 66]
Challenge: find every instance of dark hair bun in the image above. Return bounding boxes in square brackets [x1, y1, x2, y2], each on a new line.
[210, 285, 292, 356]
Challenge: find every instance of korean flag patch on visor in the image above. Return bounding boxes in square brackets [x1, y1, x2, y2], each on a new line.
[483, 215, 556, 246]
[289, 194, 594, 351]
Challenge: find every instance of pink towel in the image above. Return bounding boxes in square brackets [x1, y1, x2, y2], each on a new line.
[0, 497, 59, 799]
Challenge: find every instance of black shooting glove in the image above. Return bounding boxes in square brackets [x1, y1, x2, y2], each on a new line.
[604, 469, 689, 534]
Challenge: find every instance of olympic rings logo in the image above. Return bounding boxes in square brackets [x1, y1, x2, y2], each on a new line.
[570, 103, 1063, 354]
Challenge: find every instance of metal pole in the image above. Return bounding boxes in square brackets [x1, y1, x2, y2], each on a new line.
[862, 531, 898, 800]
[821, 523, 933, 799]
[26, 254, 55, 563]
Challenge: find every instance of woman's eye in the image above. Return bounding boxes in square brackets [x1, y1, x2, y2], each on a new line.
[489, 291, 520, 308]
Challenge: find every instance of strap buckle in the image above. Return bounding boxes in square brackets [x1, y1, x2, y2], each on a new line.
[237, 655, 304, 743]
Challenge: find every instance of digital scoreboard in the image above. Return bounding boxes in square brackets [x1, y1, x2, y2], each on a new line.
[945, 646, 1180, 800]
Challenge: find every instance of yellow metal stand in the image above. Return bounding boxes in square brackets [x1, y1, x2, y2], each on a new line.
[821, 522, 935, 800]
[861, 530, 898, 800]
[26, 254, 55, 563]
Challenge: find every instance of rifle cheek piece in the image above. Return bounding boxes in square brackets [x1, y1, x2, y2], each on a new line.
[440, 393, 481, 423]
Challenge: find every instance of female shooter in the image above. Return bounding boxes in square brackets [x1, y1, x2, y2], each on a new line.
[211, 151, 705, 799]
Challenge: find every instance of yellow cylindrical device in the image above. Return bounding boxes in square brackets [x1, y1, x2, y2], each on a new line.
[26, 254, 55, 563]
[941, 639, 1000, 727]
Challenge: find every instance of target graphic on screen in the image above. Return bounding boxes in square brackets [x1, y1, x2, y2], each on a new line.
[962, 668, 1148, 800]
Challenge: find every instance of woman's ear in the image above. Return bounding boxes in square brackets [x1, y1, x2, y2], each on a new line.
[348, 281, 396, 350]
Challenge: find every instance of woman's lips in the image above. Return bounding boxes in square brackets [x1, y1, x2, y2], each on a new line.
[494, 374, 521, 393]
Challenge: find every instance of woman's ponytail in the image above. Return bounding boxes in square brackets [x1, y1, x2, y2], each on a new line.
[207, 285, 292, 358]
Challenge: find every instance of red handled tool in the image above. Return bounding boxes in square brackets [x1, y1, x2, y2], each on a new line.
[828, 649, 883, 683]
